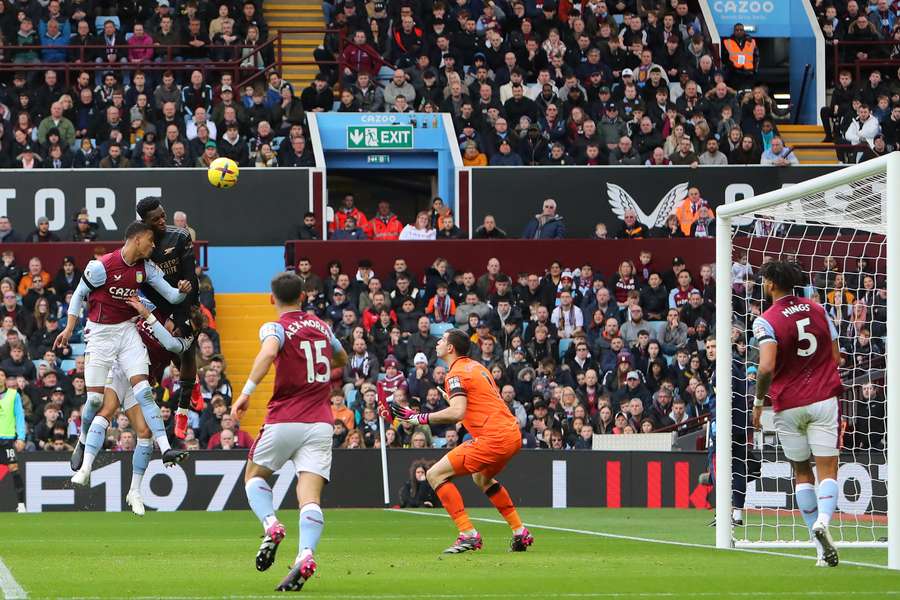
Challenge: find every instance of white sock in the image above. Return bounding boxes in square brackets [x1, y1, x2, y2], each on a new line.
[155, 434, 171, 453]
[513, 526, 525, 535]
[264, 515, 280, 530]
[732, 509, 743, 522]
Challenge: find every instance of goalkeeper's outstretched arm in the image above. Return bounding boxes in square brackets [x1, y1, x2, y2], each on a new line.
[393, 395, 467, 425]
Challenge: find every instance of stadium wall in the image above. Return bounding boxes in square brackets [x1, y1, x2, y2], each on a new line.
[2, 450, 885, 513]
[284, 239, 715, 279]
[0, 168, 312, 245]
[470, 166, 842, 239]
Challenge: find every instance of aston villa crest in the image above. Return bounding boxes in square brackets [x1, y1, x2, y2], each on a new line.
[136, 272, 144, 283]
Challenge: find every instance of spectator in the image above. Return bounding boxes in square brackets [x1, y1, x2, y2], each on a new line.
[489, 138, 524, 165]
[24, 218, 60, 244]
[398, 211, 436, 241]
[384, 69, 417, 108]
[689, 205, 716, 238]
[0, 217, 23, 243]
[473, 215, 506, 239]
[399, 460, 438, 508]
[606, 131, 641, 165]
[844, 104, 882, 162]
[368, 201, 403, 240]
[615, 209, 649, 239]
[721, 23, 758, 91]
[436, 214, 466, 239]
[669, 137, 699, 167]
[300, 75, 332, 113]
[330, 194, 369, 236]
[698, 138, 728, 165]
[758, 136, 798, 166]
[522, 198, 566, 239]
[674, 187, 714, 237]
[38, 102, 75, 147]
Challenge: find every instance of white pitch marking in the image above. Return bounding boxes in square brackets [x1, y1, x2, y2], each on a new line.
[0, 556, 26, 599]
[387, 508, 891, 571]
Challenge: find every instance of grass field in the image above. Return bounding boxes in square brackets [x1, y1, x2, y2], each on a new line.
[1, 508, 898, 600]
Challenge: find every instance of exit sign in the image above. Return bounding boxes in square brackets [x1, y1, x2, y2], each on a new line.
[347, 125, 414, 150]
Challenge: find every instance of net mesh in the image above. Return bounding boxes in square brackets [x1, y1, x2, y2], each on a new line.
[727, 171, 888, 547]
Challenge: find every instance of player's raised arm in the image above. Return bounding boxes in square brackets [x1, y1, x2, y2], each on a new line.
[231, 322, 283, 420]
[126, 297, 194, 354]
[56, 259, 105, 349]
[145, 260, 190, 304]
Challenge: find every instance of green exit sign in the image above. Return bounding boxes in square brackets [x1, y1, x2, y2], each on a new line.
[347, 125, 414, 150]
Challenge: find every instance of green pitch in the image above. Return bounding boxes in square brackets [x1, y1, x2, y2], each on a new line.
[0, 508, 897, 599]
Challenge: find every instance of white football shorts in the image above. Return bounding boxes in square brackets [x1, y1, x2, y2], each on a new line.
[773, 396, 840, 462]
[105, 362, 137, 411]
[248, 422, 334, 481]
[84, 321, 149, 382]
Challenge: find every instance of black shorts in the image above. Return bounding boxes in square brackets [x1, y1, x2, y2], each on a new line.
[0, 439, 17, 465]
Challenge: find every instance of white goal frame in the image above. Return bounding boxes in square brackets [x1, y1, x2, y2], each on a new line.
[714, 152, 900, 570]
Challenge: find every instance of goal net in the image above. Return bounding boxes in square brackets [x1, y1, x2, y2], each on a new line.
[714, 154, 899, 568]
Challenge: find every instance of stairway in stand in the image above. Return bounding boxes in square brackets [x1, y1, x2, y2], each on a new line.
[265, 0, 325, 91]
[779, 124, 840, 165]
[216, 294, 277, 437]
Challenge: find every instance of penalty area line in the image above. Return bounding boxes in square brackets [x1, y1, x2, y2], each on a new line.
[0, 556, 27, 600]
[386, 508, 891, 571]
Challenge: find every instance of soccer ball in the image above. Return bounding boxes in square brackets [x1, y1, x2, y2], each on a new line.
[207, 157, 239, 189]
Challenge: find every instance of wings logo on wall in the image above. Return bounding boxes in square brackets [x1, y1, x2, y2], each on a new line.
[607, 182, 690, 228]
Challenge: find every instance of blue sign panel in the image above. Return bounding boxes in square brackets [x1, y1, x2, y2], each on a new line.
[709, 0, 790, 37]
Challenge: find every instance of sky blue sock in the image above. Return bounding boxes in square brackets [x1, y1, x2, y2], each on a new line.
[245, 477, 276, 530]
[133, 381, 171, 452]
[131, 438, 153, 491]
[82, 415, 110, 472]
[79, 392, 103, 444]
[795, 482, 818, 534]
[299, 503, 324, 557]
[817, 478, 839, 527]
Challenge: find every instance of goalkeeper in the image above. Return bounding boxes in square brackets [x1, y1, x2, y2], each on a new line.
[385, 329, 533, 554]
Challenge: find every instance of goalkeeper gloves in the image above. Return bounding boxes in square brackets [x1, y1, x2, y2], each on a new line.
[391, 402, 430, 425]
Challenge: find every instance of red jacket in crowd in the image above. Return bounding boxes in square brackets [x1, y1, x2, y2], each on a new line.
[368, 213, 404, 240]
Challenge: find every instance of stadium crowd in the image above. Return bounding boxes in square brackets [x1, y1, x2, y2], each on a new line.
[318, 0, 797, 166]
[0, 209, 244, 454]
[815, 0, 900, 162]
[0, 0, 802, 168]
[0, 0, 319, 169]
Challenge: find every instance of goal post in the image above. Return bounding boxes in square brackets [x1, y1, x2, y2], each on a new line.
[714, 152, 900, 569]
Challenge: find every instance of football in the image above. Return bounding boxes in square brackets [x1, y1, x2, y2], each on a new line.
[207, 156, 239, 188]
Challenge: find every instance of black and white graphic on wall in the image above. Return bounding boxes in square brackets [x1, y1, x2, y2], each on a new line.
[607, 182, 690, 228]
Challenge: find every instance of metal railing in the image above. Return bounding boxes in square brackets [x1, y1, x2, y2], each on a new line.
[832, 38, 900, 84]
[0, 28, 344, 89]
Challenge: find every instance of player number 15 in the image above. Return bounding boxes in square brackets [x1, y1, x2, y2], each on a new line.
[300, 339, 330, 383]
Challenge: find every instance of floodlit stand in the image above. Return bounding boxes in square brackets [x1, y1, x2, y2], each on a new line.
[714, 152, 899, 569]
